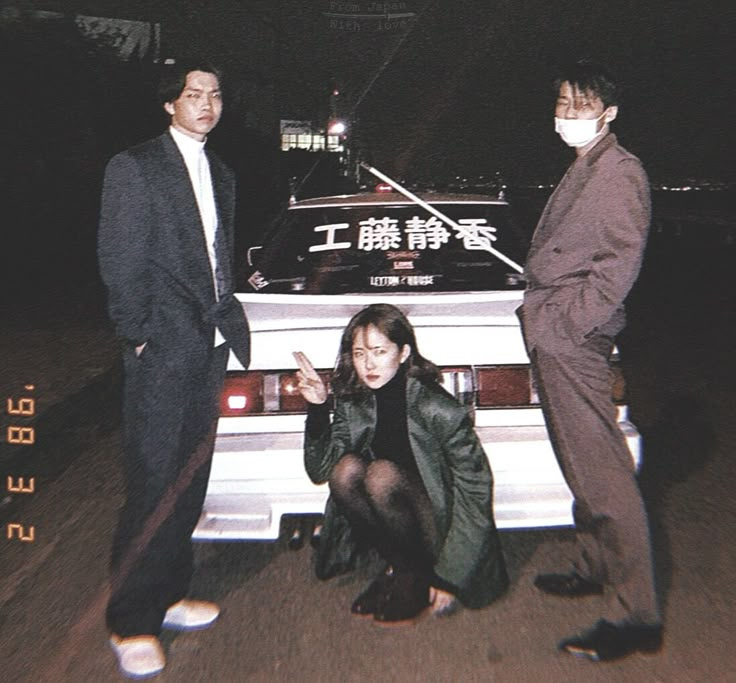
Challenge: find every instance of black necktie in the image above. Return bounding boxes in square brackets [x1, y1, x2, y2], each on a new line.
[214, 222, 228, 299]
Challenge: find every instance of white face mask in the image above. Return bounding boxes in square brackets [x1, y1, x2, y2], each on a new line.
[554, 111, 608, 147]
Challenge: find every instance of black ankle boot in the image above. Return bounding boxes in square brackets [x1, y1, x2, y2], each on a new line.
[351, 566, 395, 615]
[373, 568, 430, 623]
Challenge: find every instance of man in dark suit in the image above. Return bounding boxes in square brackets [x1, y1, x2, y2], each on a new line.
[98, 62, 250, 679]
[518, 60, 662, 661]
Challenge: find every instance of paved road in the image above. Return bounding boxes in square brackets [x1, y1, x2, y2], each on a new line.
[1, 236, 734, 682]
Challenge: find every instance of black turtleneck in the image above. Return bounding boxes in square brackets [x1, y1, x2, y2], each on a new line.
[369, 369, 417, 472]
[305, 370, 418, 474]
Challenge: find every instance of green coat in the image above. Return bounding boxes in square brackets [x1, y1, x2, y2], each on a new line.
[304, 376, 508, 608]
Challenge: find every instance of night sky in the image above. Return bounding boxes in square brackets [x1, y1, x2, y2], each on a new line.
[276, 0, 734, 183]
[1, 0, 731, 294]
[3, 0, 734, 196]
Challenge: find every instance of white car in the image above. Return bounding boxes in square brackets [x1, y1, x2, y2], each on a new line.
[193, 191, 640, 540]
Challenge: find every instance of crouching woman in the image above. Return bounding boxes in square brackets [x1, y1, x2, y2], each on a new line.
[294, 303, 508, 624]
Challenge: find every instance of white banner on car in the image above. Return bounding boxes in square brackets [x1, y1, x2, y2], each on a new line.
[360, 163, 524, 273]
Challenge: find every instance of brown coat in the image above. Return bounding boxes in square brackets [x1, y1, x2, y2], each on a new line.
[518, 133, 650, 353]
[514, 134, 660, 623]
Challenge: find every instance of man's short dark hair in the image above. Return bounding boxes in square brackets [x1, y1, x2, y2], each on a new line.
[553, 59, 620, 108]
[158, 61, 223, 105]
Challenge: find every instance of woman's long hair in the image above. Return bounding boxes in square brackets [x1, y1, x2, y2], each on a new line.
[332, 304, 441, 397]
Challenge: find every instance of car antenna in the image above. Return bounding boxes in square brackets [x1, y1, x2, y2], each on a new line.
[359, 163, 524, 274]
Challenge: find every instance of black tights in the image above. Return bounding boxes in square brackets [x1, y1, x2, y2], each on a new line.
[329, 453, 437, 576]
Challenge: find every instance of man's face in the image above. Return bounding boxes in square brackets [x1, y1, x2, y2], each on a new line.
[554, 81, 618, 152]
[555, 81, 610, 125]
[164, 70, 223, 141]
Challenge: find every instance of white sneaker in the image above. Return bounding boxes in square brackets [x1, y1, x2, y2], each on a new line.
[162, 599, 220, 630]
[109, 634, 165, 679]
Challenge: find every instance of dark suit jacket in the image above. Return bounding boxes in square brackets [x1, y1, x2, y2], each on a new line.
[519, 133, 650, 354]
[98, 131, 250, 368]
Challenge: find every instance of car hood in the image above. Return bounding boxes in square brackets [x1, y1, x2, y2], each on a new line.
[231, 291, 527, 369]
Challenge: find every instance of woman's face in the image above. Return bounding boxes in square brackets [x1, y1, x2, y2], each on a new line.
[352, 324, 410, 390]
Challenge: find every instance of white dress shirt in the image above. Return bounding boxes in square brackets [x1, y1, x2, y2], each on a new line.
[169, 126, 226, 345]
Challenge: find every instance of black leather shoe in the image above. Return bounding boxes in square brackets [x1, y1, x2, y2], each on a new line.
[534, 572, 604, 597]
[351, 567, 394, 616]
[559, 619, 663, 661]
[373, 569, 429, 624]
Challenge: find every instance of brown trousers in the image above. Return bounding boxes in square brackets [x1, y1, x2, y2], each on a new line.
[529, 332, 660, 625]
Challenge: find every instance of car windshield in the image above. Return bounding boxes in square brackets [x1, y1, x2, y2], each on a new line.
[248, 198, 529, 294]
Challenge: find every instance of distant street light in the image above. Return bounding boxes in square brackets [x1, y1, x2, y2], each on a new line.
[327, 119, 347, 136]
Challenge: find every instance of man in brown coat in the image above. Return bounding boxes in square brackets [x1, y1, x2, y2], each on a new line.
[518, 59, 662, 661]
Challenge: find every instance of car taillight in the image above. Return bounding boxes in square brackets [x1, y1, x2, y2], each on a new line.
[476, 366, 535, 407]
[439, 367, 475, 408]
[475, 363, 627, 408]
[277, 373, 309, 413]
[610, 364, 627, 403]
[220, 363, 627, 416]
[220, 371, 332, 416]
[220, 373, 264, 415]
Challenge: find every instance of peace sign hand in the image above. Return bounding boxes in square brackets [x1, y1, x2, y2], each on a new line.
[293, 351, 328, 405]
